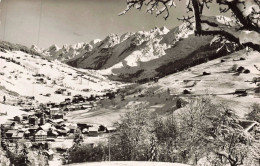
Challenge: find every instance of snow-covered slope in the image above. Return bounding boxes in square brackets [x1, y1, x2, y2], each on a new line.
[137, 49, 260, 117]
[0, 49, 121, 104]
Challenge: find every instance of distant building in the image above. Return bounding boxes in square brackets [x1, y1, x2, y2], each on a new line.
[3, 121, 16, 130]
[68, 125, 77, 133]
[28, 126, 38, 136]
[22, 114, 29, 120]
[57, 129, 68, 136]
[29, 116, 38, 126]
[40, 117, 46, 125]
[52, 119, 64, 124]
[235, 89, 247, 94]
[52, 113, 64, 119]
[234, 89, 247, 96]
[106, 127, 117, 133]
[82, 104, 92, 109]
[12, 131, 24, 142]
[13, 116, 21, 123]
[5, 130, 17, 140]
[47, 129, 58, 138]
[24, 130, 30, 139]
[43, 149, 54, 160]
[88, 127, 99, 136]
[39, 123, 53, 132]
[64, 98, 71, 104]
[50, 108, 59, 116]
[67, 105, 76, 111]
[34, 130, 47, 142]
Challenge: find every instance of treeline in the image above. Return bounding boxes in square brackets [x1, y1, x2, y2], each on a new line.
[64, 98, 260, 166]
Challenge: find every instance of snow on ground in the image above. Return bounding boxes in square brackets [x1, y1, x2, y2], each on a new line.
[0, 103, 31, 124]
[67, 161, 189, 166]
[67, 49, 260, 126]
[66, 107, 126, 126]
[0, 50, 122, 103]
[148, 49, 260, 117]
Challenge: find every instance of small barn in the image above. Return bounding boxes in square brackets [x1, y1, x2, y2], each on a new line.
[234, 89, 247, 96]
[43, 149, 54, 160]
[13, 116, 21, 123]
[88, 127, 99, 136]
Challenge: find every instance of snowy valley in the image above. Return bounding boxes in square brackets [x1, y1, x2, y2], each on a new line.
[0, 12, 260, 166]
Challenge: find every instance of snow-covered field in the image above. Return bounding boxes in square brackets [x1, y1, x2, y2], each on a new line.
[0, 103, 31, 124]
[144, 49, 260, 117]
[0, 50, 122, 104]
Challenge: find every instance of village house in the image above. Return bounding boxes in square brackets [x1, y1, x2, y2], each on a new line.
[5, 130, 17, 141]
[54, 89, 63, 94]
[73, 103, 83, 110]
[56, 129, 68, 136]
[67, 105, 76, 111]
[77, 123, 91, 131]
[50, 108, 60, 115]
[68, 125, 77, 133]
[34, 112, 46, 118]
[13, 116, 21, 123]
[235, 89, 247, 96]
[98, 125, 106, 132]
[52, 113, 64, 119]
[39, 123, 53, 132]
[72, 95, 85, 103]
[12, 131, 24, 142]
[63, 107, 69, 112]
[47, 129, 59, 138]
[46, 102, 56, 108]
[22, 114, 29, 120]
[52, 119, 64, 124]
[59, 101, 67, 107]
[88, 126, 99, 136]
[64, 98, 71, 104]
[43, 149, 54, 160]
[2, 121, 16, 130]
[36, 78, 46, 84]
[82, 104, 93, 110]
[24, 130, 30, 139]
[106, 127, 117, 133]
[40, 117, 46, 125]
[34, 130, 47, 142]
[28, 126, 38, 137]
[55, 88, 66, 94]
[29, 115, 38, 126]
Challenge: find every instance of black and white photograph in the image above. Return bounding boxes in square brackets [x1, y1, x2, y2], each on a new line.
[0, 0, 260, 165]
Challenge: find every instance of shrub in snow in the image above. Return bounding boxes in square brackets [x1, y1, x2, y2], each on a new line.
[243, 69, 250, 74]
[237, 66, 245, 73]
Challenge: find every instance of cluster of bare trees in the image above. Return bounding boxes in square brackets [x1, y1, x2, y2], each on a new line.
[120, 0, 260, 52]
[109, 98, 260, 166]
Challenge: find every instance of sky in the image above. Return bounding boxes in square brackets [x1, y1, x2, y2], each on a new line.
[0, 0, 222, 49]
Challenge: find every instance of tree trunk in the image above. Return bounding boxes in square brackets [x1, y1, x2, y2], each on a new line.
[191, 0, 202, 35]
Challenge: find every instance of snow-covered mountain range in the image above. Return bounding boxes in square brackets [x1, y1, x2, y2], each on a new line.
[38, 16, 241, 82]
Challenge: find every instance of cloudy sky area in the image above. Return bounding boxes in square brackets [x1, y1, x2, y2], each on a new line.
[0, 0, 223, 48]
